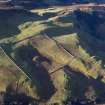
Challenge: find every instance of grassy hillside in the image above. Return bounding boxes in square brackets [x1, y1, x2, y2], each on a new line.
[0, 48, 39, 104]
[1, 7, 105, 105]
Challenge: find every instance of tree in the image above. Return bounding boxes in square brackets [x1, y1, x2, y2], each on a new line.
[85, 86, 96, 102]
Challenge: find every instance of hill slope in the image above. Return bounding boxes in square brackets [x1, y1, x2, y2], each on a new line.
[1, 7, 105, 105]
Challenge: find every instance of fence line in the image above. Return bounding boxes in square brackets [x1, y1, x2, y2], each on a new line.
[0, 47, 32, 81]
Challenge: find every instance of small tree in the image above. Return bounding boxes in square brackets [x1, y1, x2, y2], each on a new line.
[85, 86, 96, 102]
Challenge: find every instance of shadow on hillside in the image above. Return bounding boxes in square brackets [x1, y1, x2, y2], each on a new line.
[0, 10, 57, 40]
[64, 65, 105, 105]
[13, 45, 56, 101]
[42, 15, 76, 37]
[44, 9, 105, 67]
[73, 10, 105, 65]
[0, 84, 38, 105]
[44, 24, 75, 37]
